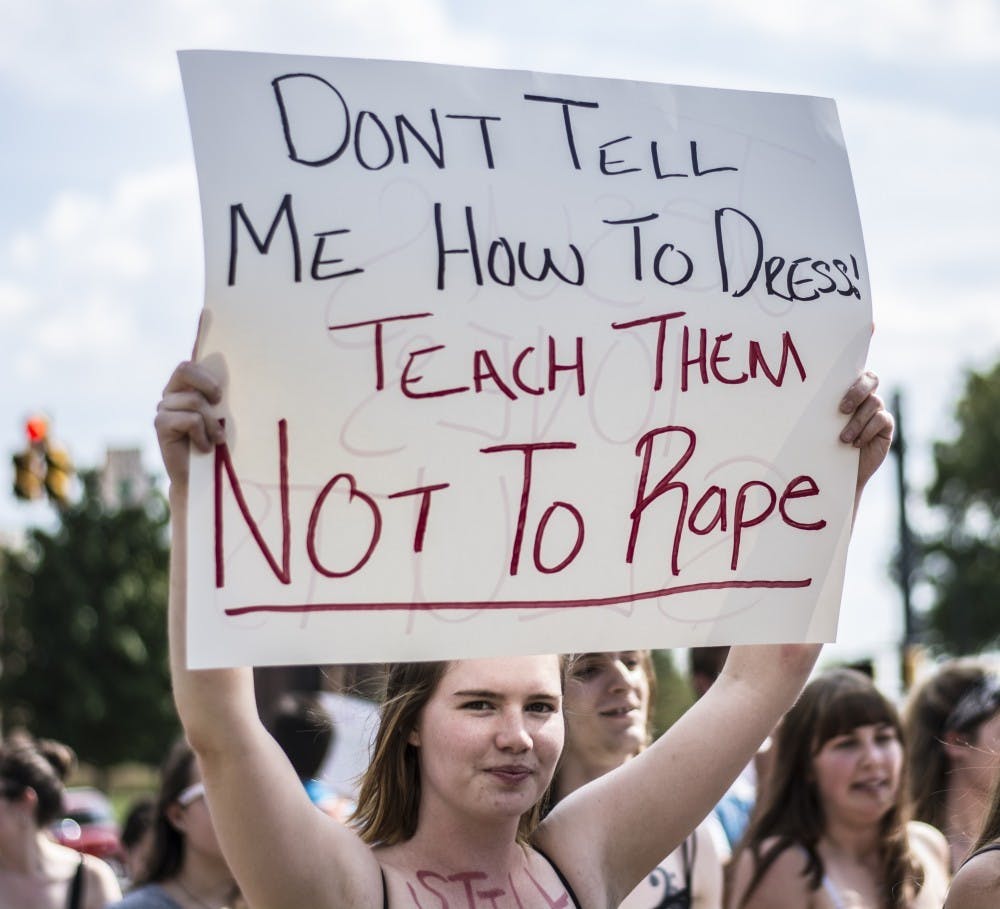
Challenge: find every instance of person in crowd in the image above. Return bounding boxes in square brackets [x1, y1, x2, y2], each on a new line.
[112, 739, 242, 909]
[0, 731, 122, 909]
[727, 668, 950, 909]
[554, 650, 723, 908]
[904, 659, 1000, 870]
[156, 359, 891, 908]
[943, 768, 1000, 907]
[120, 797, 156, 887]
[269, 691, 354, 821]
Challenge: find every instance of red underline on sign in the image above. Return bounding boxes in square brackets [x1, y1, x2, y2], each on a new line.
[223, 578, 812, 616]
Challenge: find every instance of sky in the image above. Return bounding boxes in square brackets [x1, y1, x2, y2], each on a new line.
[2, 0, 998, 693]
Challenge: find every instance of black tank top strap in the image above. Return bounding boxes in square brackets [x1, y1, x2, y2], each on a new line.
[66, 854, 85, 909]
[380, 866, 389, 909]
[531, 845, 583, 909]
[965, 842, 1000, 865]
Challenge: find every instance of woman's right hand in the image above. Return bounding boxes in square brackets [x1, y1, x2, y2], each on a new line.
[154, 360, 225, 488]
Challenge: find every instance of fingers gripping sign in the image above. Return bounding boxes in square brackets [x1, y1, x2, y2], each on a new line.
[155, 361, 225, 487]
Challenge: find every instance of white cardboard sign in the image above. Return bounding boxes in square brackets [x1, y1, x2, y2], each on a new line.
[180, 50, 872, 668]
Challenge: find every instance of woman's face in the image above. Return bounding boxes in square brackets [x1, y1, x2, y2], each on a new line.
[563, 651, 650, 767]
[410, 655, 564, 825]
[811, 722, 903, 826]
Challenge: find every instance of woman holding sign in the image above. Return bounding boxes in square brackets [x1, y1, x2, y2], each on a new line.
[156, 360, 892, 908]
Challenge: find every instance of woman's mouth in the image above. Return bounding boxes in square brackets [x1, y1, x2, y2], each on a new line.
[487, 765, 533, 785]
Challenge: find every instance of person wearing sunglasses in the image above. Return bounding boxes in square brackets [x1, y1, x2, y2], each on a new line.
[112, 740, 243, 909]
[904, 660, 1000, 870]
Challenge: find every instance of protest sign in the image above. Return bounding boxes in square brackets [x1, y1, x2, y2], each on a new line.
[179, 50, 872, 668]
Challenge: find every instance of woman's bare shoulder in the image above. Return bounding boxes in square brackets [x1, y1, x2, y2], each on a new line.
[945, 845, 1000, 909]
[80, 851, 123, 906]
[727, 839, 814, 909]
[907, 820, 950, 870]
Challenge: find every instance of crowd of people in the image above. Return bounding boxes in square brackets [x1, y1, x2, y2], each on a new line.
[2, 365, 998, 908]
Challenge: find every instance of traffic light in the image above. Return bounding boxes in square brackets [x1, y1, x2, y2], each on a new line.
[11, 414, 74, 506]
[44, 444, 74, 505]
[12, 448, 45, 500]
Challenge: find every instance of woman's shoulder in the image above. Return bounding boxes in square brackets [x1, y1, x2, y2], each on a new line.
[728, 838, 814, 909]
[80, 851, 123, 905]
[945, 844, 1000, 909]
[907, 821, 950, 869]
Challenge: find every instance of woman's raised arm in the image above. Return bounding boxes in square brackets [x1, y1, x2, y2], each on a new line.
[536, 372, 894, 905]
[156, 360, 383, 909]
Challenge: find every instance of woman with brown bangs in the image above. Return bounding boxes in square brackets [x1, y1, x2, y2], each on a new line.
[727, 669, 950, 909]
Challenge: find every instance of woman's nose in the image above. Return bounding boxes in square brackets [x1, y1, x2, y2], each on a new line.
[495, 710, 532, 752]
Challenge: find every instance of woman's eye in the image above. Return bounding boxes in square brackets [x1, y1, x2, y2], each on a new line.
[526, 701, 556, 714]
[572, 665, 601, 680]
[462, 700, 492, 711]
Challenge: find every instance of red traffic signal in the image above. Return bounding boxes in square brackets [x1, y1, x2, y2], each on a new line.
[25, 414, 49, 444]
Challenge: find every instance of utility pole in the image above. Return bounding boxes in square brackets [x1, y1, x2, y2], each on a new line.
[891, 389, 919, 690]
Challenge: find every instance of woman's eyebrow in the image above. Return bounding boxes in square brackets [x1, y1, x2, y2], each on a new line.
[451, 689, 560, 700]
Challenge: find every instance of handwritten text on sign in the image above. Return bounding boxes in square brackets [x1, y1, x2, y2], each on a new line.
[179, 51, 872, 667]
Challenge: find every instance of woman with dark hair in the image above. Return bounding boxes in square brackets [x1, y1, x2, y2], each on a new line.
[0, 733, 121, 909]
[156, 360, 893, 908]
[113, 740, 241, 909]
[552, 651, 723, 908]
[903, 659, 1000, 870]
[944, 768, 1000, 907]
[727, 669, 950, 909]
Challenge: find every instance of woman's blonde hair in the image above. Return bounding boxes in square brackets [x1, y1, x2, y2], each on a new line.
[352, 658, 564, 846]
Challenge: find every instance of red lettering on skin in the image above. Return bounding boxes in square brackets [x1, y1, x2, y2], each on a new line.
[415, 871, 449, 908]
[508, 874, 526, 909]
[779, 475, 827, 530]
[627, 425, 695, 576]
[214, 418, 290, 587]
[610, 311, 686, 391]
[448, 871, 489, 908]
[731, 480, 777, 570]
[306, 474, 382, 578]
[401, 345, 471, 399]
[388, 483, 450, 552]
[478, 889, 506, 908]
[480, 441, 577, 576]
[533, 501, 585, 574]
[327, 312, 432, 391]
[512, 347, 543, 396]
[525, 868, 571, 908]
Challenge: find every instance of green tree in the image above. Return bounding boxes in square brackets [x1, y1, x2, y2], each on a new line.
[0, 471, 178, 771]
[922, 360, 1000, 654]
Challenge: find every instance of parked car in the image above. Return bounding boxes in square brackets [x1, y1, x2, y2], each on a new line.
[50, 786, 126, 873]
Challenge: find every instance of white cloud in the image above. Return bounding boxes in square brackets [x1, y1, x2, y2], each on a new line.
[710, 0, 1000, 64]
[0, 0, 499, 105]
